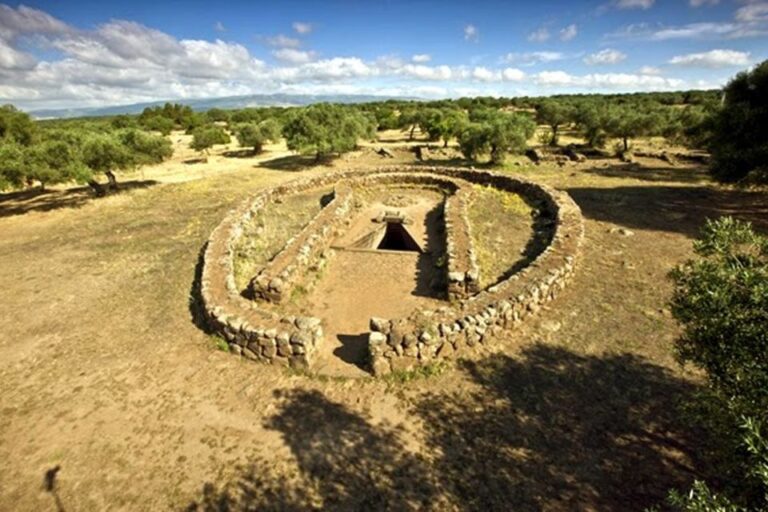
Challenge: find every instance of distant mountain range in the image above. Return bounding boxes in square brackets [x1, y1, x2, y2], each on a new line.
[30, 93, 423, 119]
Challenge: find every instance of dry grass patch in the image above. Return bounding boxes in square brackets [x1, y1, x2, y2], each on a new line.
[232, 187, 331, 291]
[467, 184, 538, 288]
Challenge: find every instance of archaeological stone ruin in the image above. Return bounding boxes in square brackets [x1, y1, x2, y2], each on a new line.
[198, 166, 584, 376]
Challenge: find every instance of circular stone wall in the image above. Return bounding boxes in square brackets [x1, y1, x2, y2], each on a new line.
[197, 166, 584, 376]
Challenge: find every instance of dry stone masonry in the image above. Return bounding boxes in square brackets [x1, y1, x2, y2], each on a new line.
[198, 166, 584, 375]
[249, 184, 353, 303]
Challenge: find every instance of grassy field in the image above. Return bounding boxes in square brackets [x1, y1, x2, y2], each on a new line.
[1, 135, 767, 511]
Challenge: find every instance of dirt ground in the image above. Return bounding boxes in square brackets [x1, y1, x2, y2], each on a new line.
[1, 132, 767, 511]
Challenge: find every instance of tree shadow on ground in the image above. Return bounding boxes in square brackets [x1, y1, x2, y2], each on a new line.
[185, 345, 706, 511]
[221, 149, 256, 158]
[257, 154, 337, 172]
[416, 345, 704, 511]
[0, 180, 158, 218]
[568, 184, 768, 238]
[582, 162, 711, 184]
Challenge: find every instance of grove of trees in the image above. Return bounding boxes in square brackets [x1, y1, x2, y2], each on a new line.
[3, 59, 767, 195]
[0, 105, 172, 194]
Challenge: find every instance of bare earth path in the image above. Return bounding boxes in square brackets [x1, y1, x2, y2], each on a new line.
[1, 151, 767, 510]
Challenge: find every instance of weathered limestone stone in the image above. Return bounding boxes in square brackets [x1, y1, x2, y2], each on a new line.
[369, 317, 390, 334]
[262, 345, 277, 358]
[290, 331, 312, 347]
[243, 347, 259, 361]
[369, 331, 387, 346]
[289, 355, 310, 370]
[402, 333, 417, 348]
[295, 316, 321, 330]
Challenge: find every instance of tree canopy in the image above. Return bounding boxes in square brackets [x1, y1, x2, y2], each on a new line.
[708, 59, 768, 184]
[459, 111, 535, 164]
[282, 103, 374, 159]
[190, 125, 230, 153]
[235, 119, 282, 154]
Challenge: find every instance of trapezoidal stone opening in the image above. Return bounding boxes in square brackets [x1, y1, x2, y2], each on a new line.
[377, 221, 422, 252]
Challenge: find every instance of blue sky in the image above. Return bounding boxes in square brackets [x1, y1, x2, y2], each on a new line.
[1, 0, 767, 110]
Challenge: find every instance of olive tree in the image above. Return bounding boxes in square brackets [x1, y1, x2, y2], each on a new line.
[0, 143, 26, 190]
[0, 104, 36, 146]
[422, 108, 469, 147]
[604, 105, 663, 152]
[24, 139, 90, 190]
[190, 125, 230, 154]
[81, 133, 133, 195]
[235, 119, 282, 154]
[282, 104, 374, 161]
[118, 129, 173, 165]
[536, 100, 574, 146]
[459, 112, 535, 164]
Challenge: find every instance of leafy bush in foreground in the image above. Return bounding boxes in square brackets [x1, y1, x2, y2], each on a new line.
[667, 217, 768, 511]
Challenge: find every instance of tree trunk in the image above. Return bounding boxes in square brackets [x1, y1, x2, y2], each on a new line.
[550, 125, 559, 146]
[623, 137, 629, 152]
[443, 138, 448, 148]
[88, 180, 107, 197]
[409, 125, 416, 141]
[106, 171, 118, 191]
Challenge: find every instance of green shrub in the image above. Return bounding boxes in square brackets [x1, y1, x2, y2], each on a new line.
[668, 217, 768, 510]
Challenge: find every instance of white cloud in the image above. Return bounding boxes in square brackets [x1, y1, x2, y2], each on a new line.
[584, 48, 627, 65]
[464, 24, 478, 41]
[293, 57, 375, 80]
[639, 65, 661, 75]
[735, 2, 768, 23]
[0, 3, 718, 110]
[265, 34, 301, 48]
[689, 0, 719, 7]
[501, 68, 526, 81]
[503, 51, 565, 66]
[535, 70, 683, 90]
[214, 21, 225, 32]
[528, 27, 550, 42]
[615, 0, 655, 9]
[399, 64, 453, 81]
[609, 3, 768, 41]
[292, 22, 313, 35]
[0, 4, 72, 41]
[668, 49, 751, 68]
[272, 48, 316, 64]
[471, 66, 499, 81]
[411, 54, 431, 63]
[560, 24, 578, 41]
[0, 39, 37, 69]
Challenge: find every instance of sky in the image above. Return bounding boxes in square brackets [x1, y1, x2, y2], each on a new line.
[1, 0, 767, 111]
